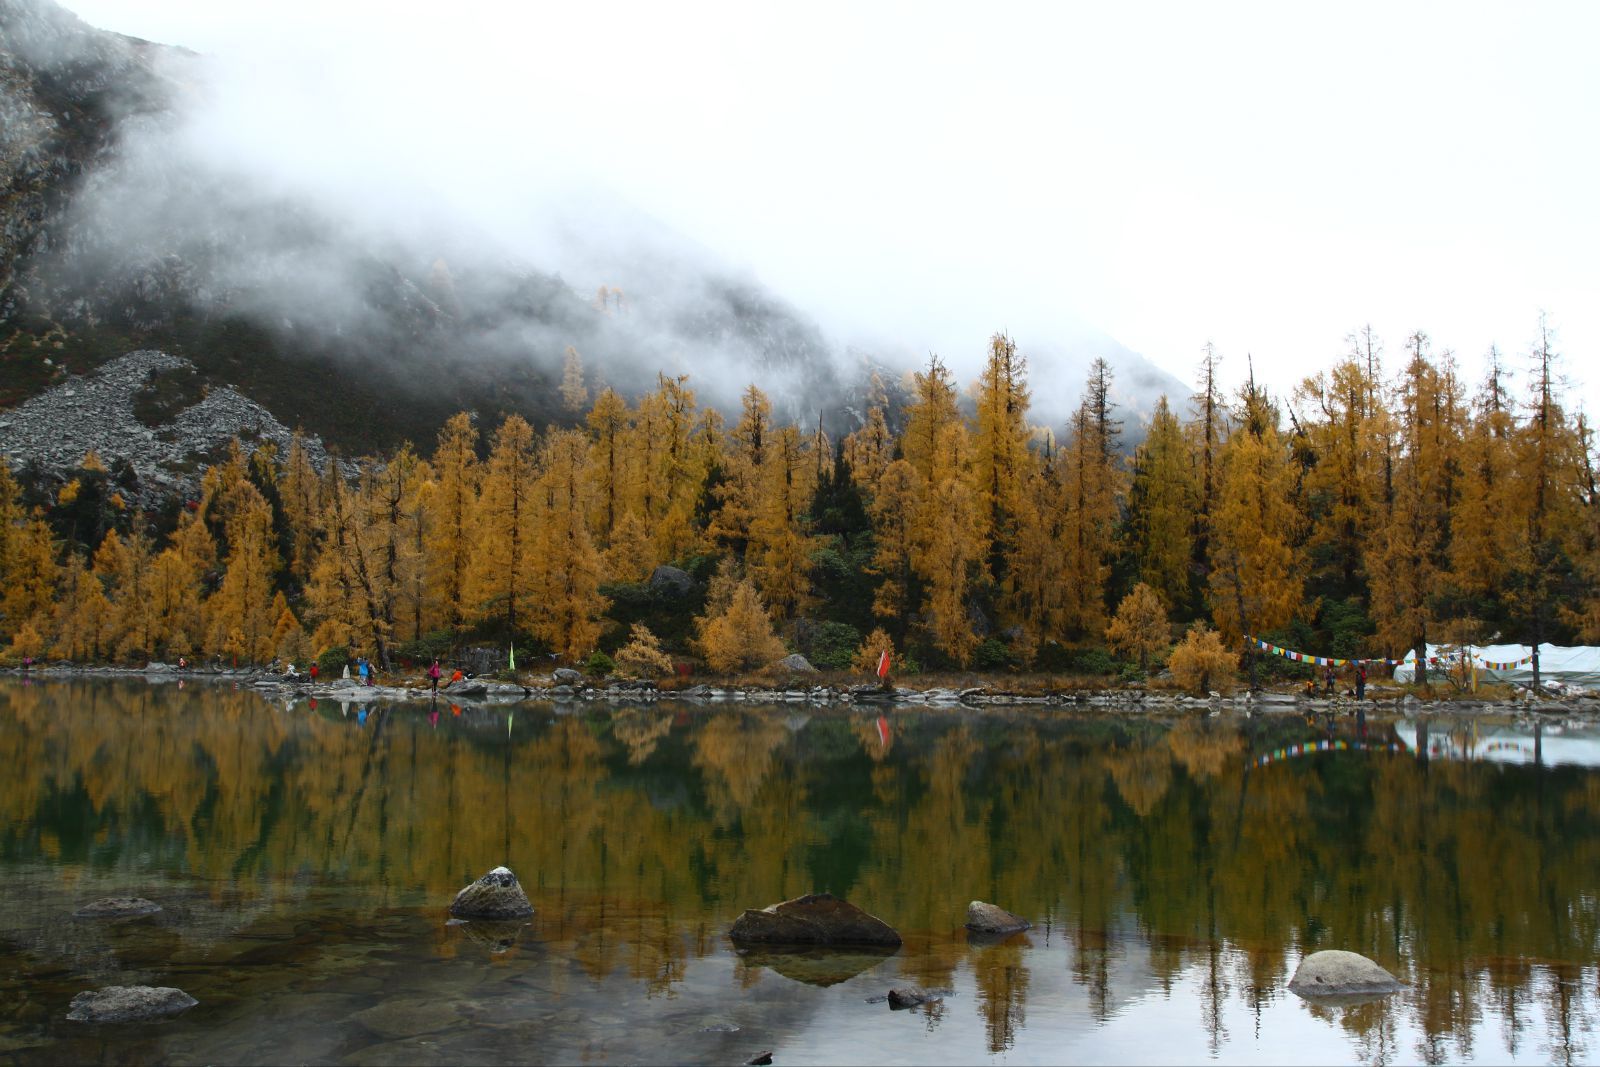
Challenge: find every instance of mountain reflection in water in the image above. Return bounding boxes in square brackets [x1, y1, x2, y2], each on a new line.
[0, 679, 1596, 1065]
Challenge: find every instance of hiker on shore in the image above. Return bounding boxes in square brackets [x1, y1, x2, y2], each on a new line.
[358, 657, 371, 686]
[429, 659, 442, 692]
[1324, 665, 1336, 697]
[1355, 662, 1367, 701]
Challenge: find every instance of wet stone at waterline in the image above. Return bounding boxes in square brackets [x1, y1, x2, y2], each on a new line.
[728, 892, 901, 946]
[448, 866, 534, 920]
[65, 986, 197, 1023]
[1288, 950, 1405, 997]
[965, 900, 1030, 936]
[72, 896, 162, 919]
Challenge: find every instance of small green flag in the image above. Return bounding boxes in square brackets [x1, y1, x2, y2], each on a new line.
[509, 643, 516, 670]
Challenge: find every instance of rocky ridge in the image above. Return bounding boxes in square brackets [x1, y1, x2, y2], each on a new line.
[0, 348, 334, 500]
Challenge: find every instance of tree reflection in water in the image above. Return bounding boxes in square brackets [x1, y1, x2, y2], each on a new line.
[0, 680, 1596, 1063]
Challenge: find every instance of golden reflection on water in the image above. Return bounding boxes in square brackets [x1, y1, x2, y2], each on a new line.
[0, 679, 1596, 1064]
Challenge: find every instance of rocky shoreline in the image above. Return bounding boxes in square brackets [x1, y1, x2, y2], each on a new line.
[7, 661, 1598, 717]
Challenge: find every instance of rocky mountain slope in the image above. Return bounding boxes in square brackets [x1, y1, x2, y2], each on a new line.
[1, 0, 1190, 481]
[0, 349, 335, 504]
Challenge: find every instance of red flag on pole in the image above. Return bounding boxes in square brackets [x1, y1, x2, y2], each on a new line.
[876, 649, 891, 680]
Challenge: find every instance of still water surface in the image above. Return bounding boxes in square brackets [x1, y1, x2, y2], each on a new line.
[0, 679, 1596, 1064]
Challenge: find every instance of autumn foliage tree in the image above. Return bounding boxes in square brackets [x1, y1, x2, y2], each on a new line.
[1106, 583, 1169, 673]
[1166, 623, 1238, 694]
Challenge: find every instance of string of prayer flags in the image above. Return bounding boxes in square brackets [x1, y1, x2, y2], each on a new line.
[1246, 636, 1401, 668]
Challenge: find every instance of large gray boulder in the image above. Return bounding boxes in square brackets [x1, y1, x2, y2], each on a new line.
[448, 866, 534, 920]
[551, 667, 584, 685]
[73, 896, 162, 919]
[776, 654, 818, 674]
[649, 565, 694, 598]
[728, 892, 901, 946]
[1288, 950, 1404, 997]
[66, 986, 197, 1023]
[965, 900, 1030, 936]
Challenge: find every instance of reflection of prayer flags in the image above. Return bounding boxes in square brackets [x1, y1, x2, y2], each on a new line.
[877, 649, 891, 679]
[877, 716, 890, 747]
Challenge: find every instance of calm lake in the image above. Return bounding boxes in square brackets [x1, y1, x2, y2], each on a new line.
[1, 679, 1596, 1065]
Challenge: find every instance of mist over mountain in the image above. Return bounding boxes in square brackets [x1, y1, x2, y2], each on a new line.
[0, 0, 1189, 462]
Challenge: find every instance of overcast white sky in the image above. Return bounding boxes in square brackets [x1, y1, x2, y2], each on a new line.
[67, 0, 1600, 411]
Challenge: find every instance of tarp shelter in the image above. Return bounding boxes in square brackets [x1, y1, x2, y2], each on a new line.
[1392, 643, 1600, 688]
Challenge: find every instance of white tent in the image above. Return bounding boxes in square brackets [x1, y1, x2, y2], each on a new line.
[1391, 642, 1600, 688]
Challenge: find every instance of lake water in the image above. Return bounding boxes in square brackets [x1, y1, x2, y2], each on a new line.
[1, 678, 1596, 1065]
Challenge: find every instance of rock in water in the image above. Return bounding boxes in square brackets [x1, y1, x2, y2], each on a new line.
[886, 987, 940, 1010]
[745, 1054, 774, 1066]
[728, 892, 901, 946]
[1288, 950, 1404, 997]
[448, 866, 534, 920]
[66, 986, 197, 1023]
[965, 900, 1030, 935]
[73, 897, 162, 919]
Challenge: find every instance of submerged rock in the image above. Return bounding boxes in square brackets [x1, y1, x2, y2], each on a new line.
[66, 986, 197, 1023]
[965, 900, 1030, 936]
[73, 896, 162, 919]
[745, 1054, 773, 1066]
[1288, 950, 1404, 997]
[886, 986, 941, 1010]
[728, 892, 900, 946]
[448, 866, 534, 920]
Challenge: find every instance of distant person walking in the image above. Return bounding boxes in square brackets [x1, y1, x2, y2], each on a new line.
[358, 657, 371, 686]
[1324, 665, 1336, 697]
[309, 662, 319, 683]
[429, 659, 442, 693]
[1355, 662, 1367, 701]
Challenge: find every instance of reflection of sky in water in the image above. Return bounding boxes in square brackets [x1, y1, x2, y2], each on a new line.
[0, 679, 1595, 1065]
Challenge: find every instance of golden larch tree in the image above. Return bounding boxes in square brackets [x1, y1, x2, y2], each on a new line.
[467, 414, 541, 641]
[1106, 582, 1170, 672]
[1124, 397, 1197, 611]
[424, 412, 481, 629]
[532, 428, 608, 660]
[1206, 387, 1302, 678]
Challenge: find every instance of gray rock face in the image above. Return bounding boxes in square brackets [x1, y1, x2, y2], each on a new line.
[649, 565, 694, 598]
[1288, 950, 1404, 997]
[551, 667, 584, 685]
[73, 896, 162, 919]
[448, 866, 534, 920]
[66, 986, 197, 1023]
[0, 351, 339, 508]
[728, 892, 901, 947]
[776, 654, 818, 673]
[965, 900, 1031, 935]
[886, 987, 941, 1010]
